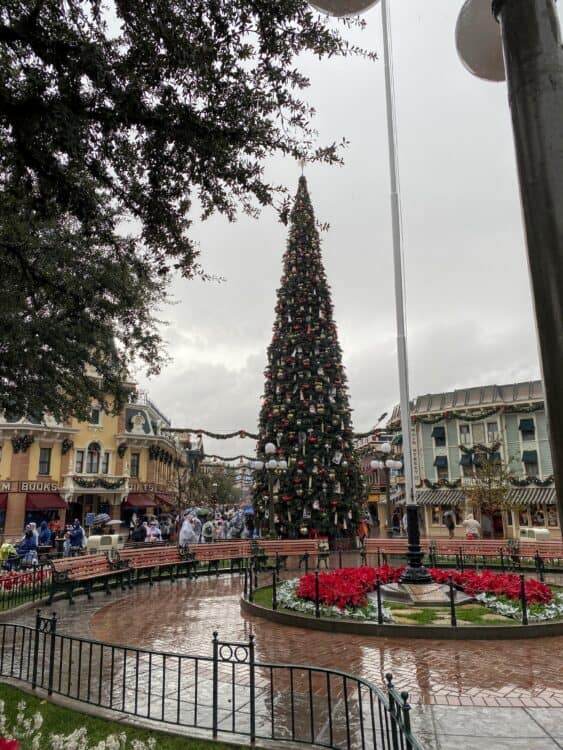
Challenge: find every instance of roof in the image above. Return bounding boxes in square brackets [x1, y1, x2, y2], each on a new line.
[390, 380, 544, 420]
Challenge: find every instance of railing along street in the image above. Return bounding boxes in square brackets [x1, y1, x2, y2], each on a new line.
[0, 565, 52, 612]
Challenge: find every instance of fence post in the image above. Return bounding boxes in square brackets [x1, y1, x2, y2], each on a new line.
[385, 673, 400, 750]
[376, 574, 384, 625]
[448, 575, 457, 628]
[520, 574, 529, 625]
[249, 634, 256, 745]
[212, 632, 219, 738]
[243, 565, 248, 600]
[253, 557, 258, 589]
[32, 609, 41, 690]
[400, 690, 413, 750]
[249, 562, 254, 603]
[304, 551, 309, 574]
[272, 569, 277, 611]
[314, 571, 320, 619]
[535, 552, 545, 583]
[47, 612, 57, 696]
[500, 549, 505, 572]
[275, 553, 280, 578]
[377, 549, 382, 568]
[338, 547, 343, 570]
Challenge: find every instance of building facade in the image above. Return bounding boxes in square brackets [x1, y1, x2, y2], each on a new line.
[0, 391, 184, 539]
[386, 380, 558, 539]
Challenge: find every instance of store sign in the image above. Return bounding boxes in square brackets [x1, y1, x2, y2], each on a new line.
[128, 482, 167, 493]
[0, 481, 13, 492]
[19, 481, 60, 492]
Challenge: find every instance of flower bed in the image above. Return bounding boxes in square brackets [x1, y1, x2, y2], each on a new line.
[0, 569, 51, 593]
[428, 568, 563, 622]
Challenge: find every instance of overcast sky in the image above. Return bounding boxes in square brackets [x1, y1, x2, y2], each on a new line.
[134, 1, 557, 460]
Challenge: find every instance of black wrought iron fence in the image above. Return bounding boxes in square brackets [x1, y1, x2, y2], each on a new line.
[0, 612, 424, 750]
[0, 564, 52, 611]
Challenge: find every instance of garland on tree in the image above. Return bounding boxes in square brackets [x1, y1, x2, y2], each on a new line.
[72, 475, 126, 489]
[11, 434, 34, 453]
[252, 177, 364, 537]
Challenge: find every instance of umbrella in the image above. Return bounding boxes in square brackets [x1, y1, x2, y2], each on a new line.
[93, 513, 111, 527]
[105, 519, 123, 526]
[244, 507, 254, 514]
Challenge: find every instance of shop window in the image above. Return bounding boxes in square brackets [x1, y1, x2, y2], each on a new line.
[547, 507, 559, 527]
[85, 443, 100, 473]
[101, 452, 110, 474]
[38, 447, 51, 475]
[518, 509, 530, 526]
[75, 450, 84, 473]
[130, 452, 140, 478]
[531, 505, 546, 527]
[459, 425, 470, 445]
[486, 421, 499, 442]
[472, 423, 485, 444]
[431, 505, 462, 526]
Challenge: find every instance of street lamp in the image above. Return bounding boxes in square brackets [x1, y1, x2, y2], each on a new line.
[456, 0, 563, 540]
[310, 0, 431, 582]
[370, 441, 394, 535]
[262, 443, 287, 537]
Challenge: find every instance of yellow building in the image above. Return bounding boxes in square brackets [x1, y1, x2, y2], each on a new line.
[0, 392, 184, 540]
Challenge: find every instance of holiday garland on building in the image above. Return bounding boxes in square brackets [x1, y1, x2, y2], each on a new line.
[252, 177, 364, 537]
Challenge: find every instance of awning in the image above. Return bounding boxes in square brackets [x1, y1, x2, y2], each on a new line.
[431, 426, 445, 440]
[433, 455, 448, 468]
[26, 493, 67, 510]
[415, 489, 465, 506]
[459, 454, 472, 466]
[506, 487, 556, 506]
[155, 493, 174, 506]
[519, 418, 535, 432]
[0, 493, 7, 511]
[522, 450, 538, 464]
[123, 493, 154, 508]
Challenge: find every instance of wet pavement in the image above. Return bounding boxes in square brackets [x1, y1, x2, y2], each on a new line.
[5, 568, 563, 749]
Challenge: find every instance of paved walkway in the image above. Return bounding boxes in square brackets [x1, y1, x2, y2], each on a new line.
[7, 570, 563, 749]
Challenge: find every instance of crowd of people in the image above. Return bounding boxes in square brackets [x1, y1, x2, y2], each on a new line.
[128, 507, 257, 546]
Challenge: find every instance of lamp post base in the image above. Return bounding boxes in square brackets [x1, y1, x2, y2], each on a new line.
[399, 504, 432, 584]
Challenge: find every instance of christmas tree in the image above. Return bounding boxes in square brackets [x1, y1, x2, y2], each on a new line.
[253, 176, 365, 539]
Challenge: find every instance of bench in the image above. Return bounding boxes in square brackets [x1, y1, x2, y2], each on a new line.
[429, 540, 505, 569]
[258, 540, 326, 571]
[48, 554, 129, 605]
[361, 538, 430, 566]
[118, 545, 196, 585]
[190, 541, 251, 576]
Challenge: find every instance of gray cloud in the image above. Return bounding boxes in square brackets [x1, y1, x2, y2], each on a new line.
[136, 1, 551, 457]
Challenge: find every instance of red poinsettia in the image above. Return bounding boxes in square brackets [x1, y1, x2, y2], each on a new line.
[429, 568, 552, 605]
[0, 738, 20, 750]
[297, 565, 404, 610]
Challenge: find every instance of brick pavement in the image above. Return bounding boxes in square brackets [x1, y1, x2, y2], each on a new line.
[12, 572, 559, 710]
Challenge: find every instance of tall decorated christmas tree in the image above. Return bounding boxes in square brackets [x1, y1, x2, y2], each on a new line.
[253, 176, 365, 539]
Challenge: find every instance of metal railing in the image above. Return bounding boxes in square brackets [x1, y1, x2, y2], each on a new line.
[0, 613, 424, 750]
[0, 565, 52, 612]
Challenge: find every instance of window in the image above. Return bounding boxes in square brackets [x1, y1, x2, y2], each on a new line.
[431, 426, 446, 448]
[434, 455, 448, 480]
[519, 418, 535, 442]
[531, 505, 546, 527]
[130, 452, 140, 478]
[460, 453, 473, 478]
[85, 443, 100, 473]
[472, 423, 485, 444]
[38, 447, 51, 475]
[88, 407, 101, 425]
[431, 505, 462, 526]
[459, 425, 470, 445]
[547, 508, 559, 527]
[522, 450, 538, 477]
[486, 421, 499, 442]
[101, 452, 110, 474]
[519, 509, 529, 526]
[75, 450, 84, 473]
